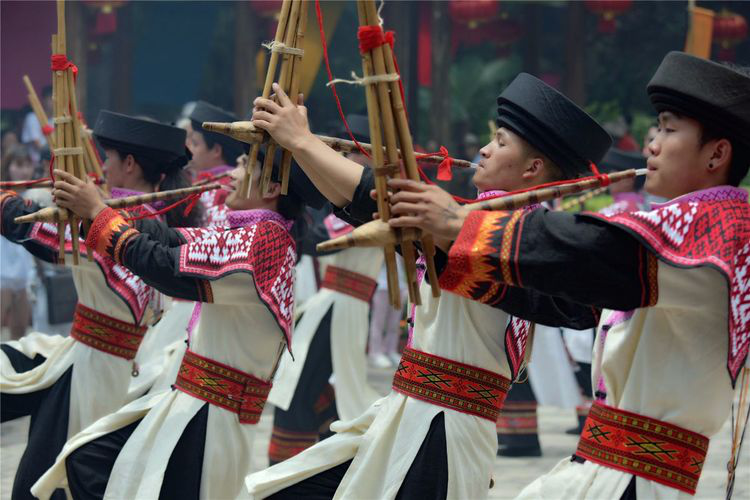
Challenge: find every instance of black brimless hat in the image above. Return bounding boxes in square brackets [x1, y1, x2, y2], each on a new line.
[497, 73, 612, 178]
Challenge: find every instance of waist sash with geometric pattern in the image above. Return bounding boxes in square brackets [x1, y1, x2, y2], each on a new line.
[392, 347, 511, 422]
[320, 265, 377, 303]
[70, 303, 147, 360]
[575, 402, 709, 495]
[174, 349, 272, 424]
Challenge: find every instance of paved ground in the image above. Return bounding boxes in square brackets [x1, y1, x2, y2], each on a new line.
[2, 361, 748, 499]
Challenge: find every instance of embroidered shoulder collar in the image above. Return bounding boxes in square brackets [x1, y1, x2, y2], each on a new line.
[651, 186, 748, 208]
[227, 209, 293, 231]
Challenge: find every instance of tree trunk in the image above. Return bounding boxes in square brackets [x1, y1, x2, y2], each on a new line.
[430, 1, 452, 151]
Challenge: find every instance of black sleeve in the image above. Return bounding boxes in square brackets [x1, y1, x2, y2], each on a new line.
[441, 208, 657, 312]
[494, 286, 599, 330]
[333, 167, 378, 227]
[134, 219, 188, 247]
[0, 193, 57, 263]
[89, 209, 212, 302]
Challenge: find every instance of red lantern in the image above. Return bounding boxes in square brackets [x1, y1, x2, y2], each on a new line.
[713, 10, 748, 61]
[249, 1, 283, 18]
[584, 0, 632, 34]
[84, 1, 127, 36]
[449, 0, 499, 29]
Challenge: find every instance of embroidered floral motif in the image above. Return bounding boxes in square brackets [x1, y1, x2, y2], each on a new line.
[505, 317, 532, 380]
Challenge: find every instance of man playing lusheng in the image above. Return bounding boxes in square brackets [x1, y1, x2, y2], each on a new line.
[243, 73, 611, 499]
[384, 52, 750, 499]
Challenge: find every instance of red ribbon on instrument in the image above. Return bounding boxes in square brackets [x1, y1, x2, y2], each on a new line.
[51, 54, 78, 80]
[124, 192, 201, 222]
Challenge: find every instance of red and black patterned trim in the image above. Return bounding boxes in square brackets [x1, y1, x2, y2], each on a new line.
[0, 190, 18, 216]
[392, 347, 511, 422]
[70, 303, 147, 360]
[320, 265, 377, 302]
[588, 195, 750, 384]
[268, 427, 319, 464]
[174, 349, 272, 424]
[85, 207, 138, 264]
[576, 402, 709, 495]
[504, 317, 532, 380]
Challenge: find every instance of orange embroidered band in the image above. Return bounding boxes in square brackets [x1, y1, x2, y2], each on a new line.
[392, 347, 511, 422]
[575, 402, 709, 494]
[320, 265, 378, 302]
[70, 303, 147, 360]
[85, 207, 137, 263]
[174, 349, 272, 424]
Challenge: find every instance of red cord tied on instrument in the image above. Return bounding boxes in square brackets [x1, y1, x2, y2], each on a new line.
[588, 161, 611, 187]
[416, 147, 454, 181]
[51, 54, 78, 81]
[124, 192, 201, 222]
[42, 125, 54, 136]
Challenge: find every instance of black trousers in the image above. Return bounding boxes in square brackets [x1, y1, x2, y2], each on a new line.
[1, 344, 69, 500]
[269, 412, 449, 500]
[270, 307, 338, 464]
[66, 402, 209, 500]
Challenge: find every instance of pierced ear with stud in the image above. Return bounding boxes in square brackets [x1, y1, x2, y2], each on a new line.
[709, 162, 715, 169]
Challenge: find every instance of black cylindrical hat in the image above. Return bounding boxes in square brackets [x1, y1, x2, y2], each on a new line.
[496, 73, 612, 178]
[93, 110, 188, 172]
[647, 51, 750, 149]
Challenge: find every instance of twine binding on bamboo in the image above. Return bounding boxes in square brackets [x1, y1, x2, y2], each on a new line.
[261, 41, 305, 57]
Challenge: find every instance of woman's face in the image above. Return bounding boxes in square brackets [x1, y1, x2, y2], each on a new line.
[9, 157, 34, 181]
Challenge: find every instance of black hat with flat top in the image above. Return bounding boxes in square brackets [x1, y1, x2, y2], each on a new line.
[647, 51, 750, 148]
[496, 73, 612, 178]
[93, 110, 188, 172]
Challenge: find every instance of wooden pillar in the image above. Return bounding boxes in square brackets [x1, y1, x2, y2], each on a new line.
[430, 0, 452, 151]
[563, 2, 586, 105]
[233, 1, 259, 117]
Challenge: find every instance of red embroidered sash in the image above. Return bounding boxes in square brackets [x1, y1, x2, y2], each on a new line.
[392, 347, 511, 422]
[321, 265, 377, 303]
[174, 349, 272, 424]
[576, 402, 709, 494]
[70, 303, 147, 360]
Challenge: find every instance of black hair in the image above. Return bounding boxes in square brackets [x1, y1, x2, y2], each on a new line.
[698, 126, 750, 187]
[265, 153, 308, 254]
[107, 146, 204, 228]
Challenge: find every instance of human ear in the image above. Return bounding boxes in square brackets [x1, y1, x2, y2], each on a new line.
[522, 157, 544, 179]
[707, 138, 732, 172]
[263, 181, 282, 200]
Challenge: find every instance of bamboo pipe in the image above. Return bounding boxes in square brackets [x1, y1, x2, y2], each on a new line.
[1, 173, 222, 191]
[260, 0, 302, 194]
[356, 0, 400, 307]
[51, 33, 67, 264]
[360, 0, 421, 305]
[557, 186, 608, 212]
[23, 76, 55, 150]
[280, 0, 308, 195]
[242, 0, 293, 197]
[379, 12, 440, 299]
[14, 182, 223, 225]
[316, 169, 647, 252]
[202, 121, 476, 170]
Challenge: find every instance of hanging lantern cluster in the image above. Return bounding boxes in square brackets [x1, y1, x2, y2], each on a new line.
[448, 0, 522, 57]
[584, 0, 633, 34]
[713, 10, 747, 62]
[84, 1, 127, 37]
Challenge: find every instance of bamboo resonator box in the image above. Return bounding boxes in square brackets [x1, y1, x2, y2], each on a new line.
[316, 169, 647, 252]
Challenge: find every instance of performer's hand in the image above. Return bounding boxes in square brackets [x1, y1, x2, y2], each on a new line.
[52, 170, 107, 220]
[387, 179, 467, 243]
[252, 83, 313, 152]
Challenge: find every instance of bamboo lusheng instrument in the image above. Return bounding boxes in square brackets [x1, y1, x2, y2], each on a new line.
[260, 0, 308, 195]
[354, 0, 440, 306]
[14, 182, 222, 225]
[557, 186, 609, 212]
[22, 75, 55, 151]
[51, 0, 90, 264]
[316, 169, 647, 252]
[202, 121, 476, 170]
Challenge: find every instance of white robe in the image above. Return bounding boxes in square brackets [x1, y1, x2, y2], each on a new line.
[1, 259, 153, 440]
[33, 273, 287, 500]
[516, 263, 735, 500]
[269, 247, 384, 421]
[246, 279, 513, 499]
